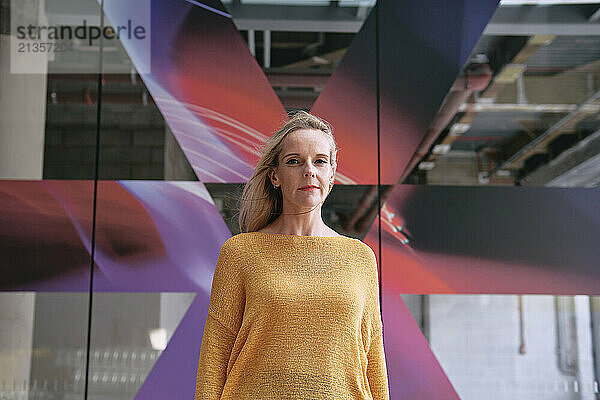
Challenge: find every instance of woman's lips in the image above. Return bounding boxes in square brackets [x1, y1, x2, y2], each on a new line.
[298, 185, 320, 191]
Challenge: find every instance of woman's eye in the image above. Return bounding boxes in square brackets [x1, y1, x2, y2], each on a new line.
[285, 158, 327, 164]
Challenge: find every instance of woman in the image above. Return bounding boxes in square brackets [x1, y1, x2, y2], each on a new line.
[195, 111, 390, 399]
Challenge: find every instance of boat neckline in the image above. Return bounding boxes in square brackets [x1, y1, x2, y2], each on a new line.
[247, 231, 350, 239]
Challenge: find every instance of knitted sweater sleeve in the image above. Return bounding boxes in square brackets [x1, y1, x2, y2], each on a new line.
[365, 246, 390, 400]
[195, 239, 245, 400]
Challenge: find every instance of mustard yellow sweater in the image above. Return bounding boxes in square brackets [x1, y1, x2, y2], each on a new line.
[195, 232, 389, 400]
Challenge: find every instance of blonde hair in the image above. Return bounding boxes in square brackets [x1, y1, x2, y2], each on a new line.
[239, 111, 338, 233]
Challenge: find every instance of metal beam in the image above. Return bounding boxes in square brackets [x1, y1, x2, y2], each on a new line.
[247, 29, 255, 57]
[484, 23, 600, 35]
[485, 4, 600, 35]
[263, 30, 271, 68]
[521, 128, 600, 187]
[233, 18, 363, 33]
[589, 6, 600, 21]
[44, 3, 600, 35]
[227, 3, 369, 32]
[485, 89, 600, 178]
[46, 3, 370, 33]
[356, 4, 369, 19]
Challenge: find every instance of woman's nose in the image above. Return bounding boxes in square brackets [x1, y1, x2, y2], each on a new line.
[304, 163, 316, 177]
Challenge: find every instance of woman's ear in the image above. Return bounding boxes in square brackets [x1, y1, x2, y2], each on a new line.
[269, 169, 279, 187]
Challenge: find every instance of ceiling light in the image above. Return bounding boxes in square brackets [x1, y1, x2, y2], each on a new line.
[432, 144, 451, 155]
[418, 162, 436, 170]
[149, 328, 168, 351]
[471, 53, 489, 64]
[311, 56, 330, 65]
[450, 123, 471, 136]
[478, 172, 490, 185]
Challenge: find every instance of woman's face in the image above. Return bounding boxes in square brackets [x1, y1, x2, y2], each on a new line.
[270, 129, 336, 214]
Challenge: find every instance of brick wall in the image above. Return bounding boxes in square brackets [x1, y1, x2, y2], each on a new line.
[43, 103, 168, 180]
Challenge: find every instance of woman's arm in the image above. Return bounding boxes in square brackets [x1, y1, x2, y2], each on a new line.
[365, 246, 390, 400]
[195, 314, 237, 399]
[195, 238, 245, 399]
[366, 310, 390, 400]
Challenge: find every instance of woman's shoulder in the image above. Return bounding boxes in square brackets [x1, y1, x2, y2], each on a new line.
[220, 232, 258, 249]
[329, 236, 378, 265]
[220, 231, 279, 251]
[347, 238, 377, 259]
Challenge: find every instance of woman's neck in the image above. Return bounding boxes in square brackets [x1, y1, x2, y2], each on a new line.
[259, 214, 336, 236]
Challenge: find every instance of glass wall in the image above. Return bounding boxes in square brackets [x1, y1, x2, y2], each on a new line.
[1, 0, 599, 399]
[389, 1, 600, 399]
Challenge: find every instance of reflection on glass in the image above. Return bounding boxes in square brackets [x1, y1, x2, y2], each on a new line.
[0, 0, 97, 396]
[0, 293, 88, 400]
[415, 3, 600, 187]
[420, 295, 599, 400]
[87, 293, 195, 400]
[96, 8, 184, 181]
[0, 0, 106, 180]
